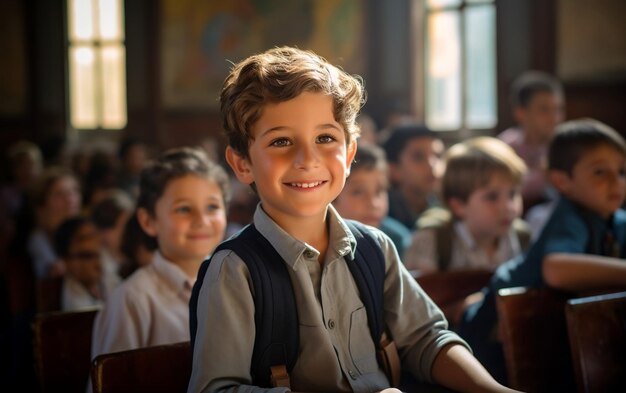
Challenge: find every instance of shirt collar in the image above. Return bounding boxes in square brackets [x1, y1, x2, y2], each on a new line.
[252, 203, 355, 269]
[151, 251, 195, 292]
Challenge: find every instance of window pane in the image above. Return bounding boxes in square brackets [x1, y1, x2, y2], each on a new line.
[427, 0, 462, 9]
[426, 11, 461, 131]
[98, 0, 124, 40]
[465, 5, 496, 129]
[100, 45, 127, 129]
[69, 46, 97, 129]
[68, 0, 95, 40]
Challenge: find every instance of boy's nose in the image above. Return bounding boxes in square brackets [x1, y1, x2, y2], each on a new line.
[294, 144, 319, 168]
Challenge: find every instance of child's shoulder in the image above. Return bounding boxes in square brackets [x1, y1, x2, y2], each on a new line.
[416, 207, 452, 230]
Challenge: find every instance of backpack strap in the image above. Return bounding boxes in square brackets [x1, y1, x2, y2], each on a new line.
[416, 207, 454, 271]
[345, 220, 402, 386]
[512, 218, 531, 251]
[344, 220, 385, 346]
[189, 224, 299, 388]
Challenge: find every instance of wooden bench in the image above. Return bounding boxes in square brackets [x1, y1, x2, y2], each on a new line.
[33, 308, 99, 393]
[36, 276, 63, 313]
[496, 287, 575, 392]
[566, 291, 626, 393]
[414, 269, 493, 326]
[91, 341, 191, 393]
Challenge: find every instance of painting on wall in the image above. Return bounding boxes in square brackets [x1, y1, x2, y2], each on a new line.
[161, 0, 365, 110]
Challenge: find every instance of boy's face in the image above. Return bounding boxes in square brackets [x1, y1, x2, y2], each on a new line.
[449, 172, 522, 241]
[515, 91, 564, 143]
[390, 137, 444, 195]
[226, 92, 356, 227]
[139, 174, 227, 265]
[552, 144, 626, 218]
[65, 223, 103, 287]
[333, 167, 388, 228]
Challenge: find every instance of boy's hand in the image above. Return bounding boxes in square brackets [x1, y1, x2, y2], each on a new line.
[378, 389, 402, 393]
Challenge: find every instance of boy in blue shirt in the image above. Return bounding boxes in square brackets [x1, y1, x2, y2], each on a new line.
[188, 47, 517, 393]
[461, 118, 626, 383]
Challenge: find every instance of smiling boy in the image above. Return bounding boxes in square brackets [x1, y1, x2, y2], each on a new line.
[188, 47, 517, 393]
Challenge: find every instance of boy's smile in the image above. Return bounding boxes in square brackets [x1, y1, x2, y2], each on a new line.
[227, 92, 356, 231]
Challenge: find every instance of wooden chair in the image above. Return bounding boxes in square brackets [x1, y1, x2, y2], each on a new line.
[414, 269, 493, 325]
[91, 341, 191, 393]
[566, 291, 626, 393]
[36, 276, 63, 313]
[32, 308, 99, 393]
[496, 287, 575, 392]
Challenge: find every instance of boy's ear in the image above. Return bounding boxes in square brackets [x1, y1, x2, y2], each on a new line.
[345, 141, 358, 177]
[225, 146, 254, 185]
[548, 169, 571, 194]
[136, 207, 158, 237]
[447, 197, 466, 219]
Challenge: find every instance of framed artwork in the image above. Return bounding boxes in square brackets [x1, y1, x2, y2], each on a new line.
[161, 0, 365, 110]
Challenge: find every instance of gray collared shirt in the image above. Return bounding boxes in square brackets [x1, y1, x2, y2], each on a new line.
[188, 204, 468, 393]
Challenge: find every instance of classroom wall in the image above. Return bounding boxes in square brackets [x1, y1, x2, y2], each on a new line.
[1, 0, 624, 152]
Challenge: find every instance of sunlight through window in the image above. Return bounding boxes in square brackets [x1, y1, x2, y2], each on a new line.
[423, 0, 496, 132]
[68, 0, 126, 130]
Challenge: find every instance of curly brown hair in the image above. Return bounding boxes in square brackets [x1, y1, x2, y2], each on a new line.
[221, 46, 365, 159]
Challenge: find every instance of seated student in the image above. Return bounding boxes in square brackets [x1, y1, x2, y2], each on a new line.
[91, 147, 229, 358]
[54, 216, 116, 311]
[28, 167, 82, 279]
[460, 119, 626, 383]
[91, 189, 134, 278]
[404, 137, 530, 273]
[188, 46, 518, 393]
[116, 136, 148, 199]
[333, 142, 412, 256]
[382, 124, 444, 230]
[497, 71, 565, 211]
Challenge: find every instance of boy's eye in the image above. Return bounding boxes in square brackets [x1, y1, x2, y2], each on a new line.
[175, 206, 191, 214]
[270, 138, 291, 147]
[410, 152, 426, 163]
[593, 168, 607, 176]
[317, 134, 336, 144]
[206, 203, 222, 212]
[483, 191, 499, 202]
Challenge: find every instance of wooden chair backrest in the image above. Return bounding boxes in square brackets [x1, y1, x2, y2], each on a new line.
[33, 308, 99, 393]
[566, 291, 626, 393]
[37, 276, 63, 313]
[414, 269, 493, 324]
[91, 341, 191, 393]
[496, 287, 575, 392]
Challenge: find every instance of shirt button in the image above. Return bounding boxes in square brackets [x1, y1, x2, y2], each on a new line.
[348, 370, 357, 380]
[304, 250, 315, 259]
[328, 319, 336, 329]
